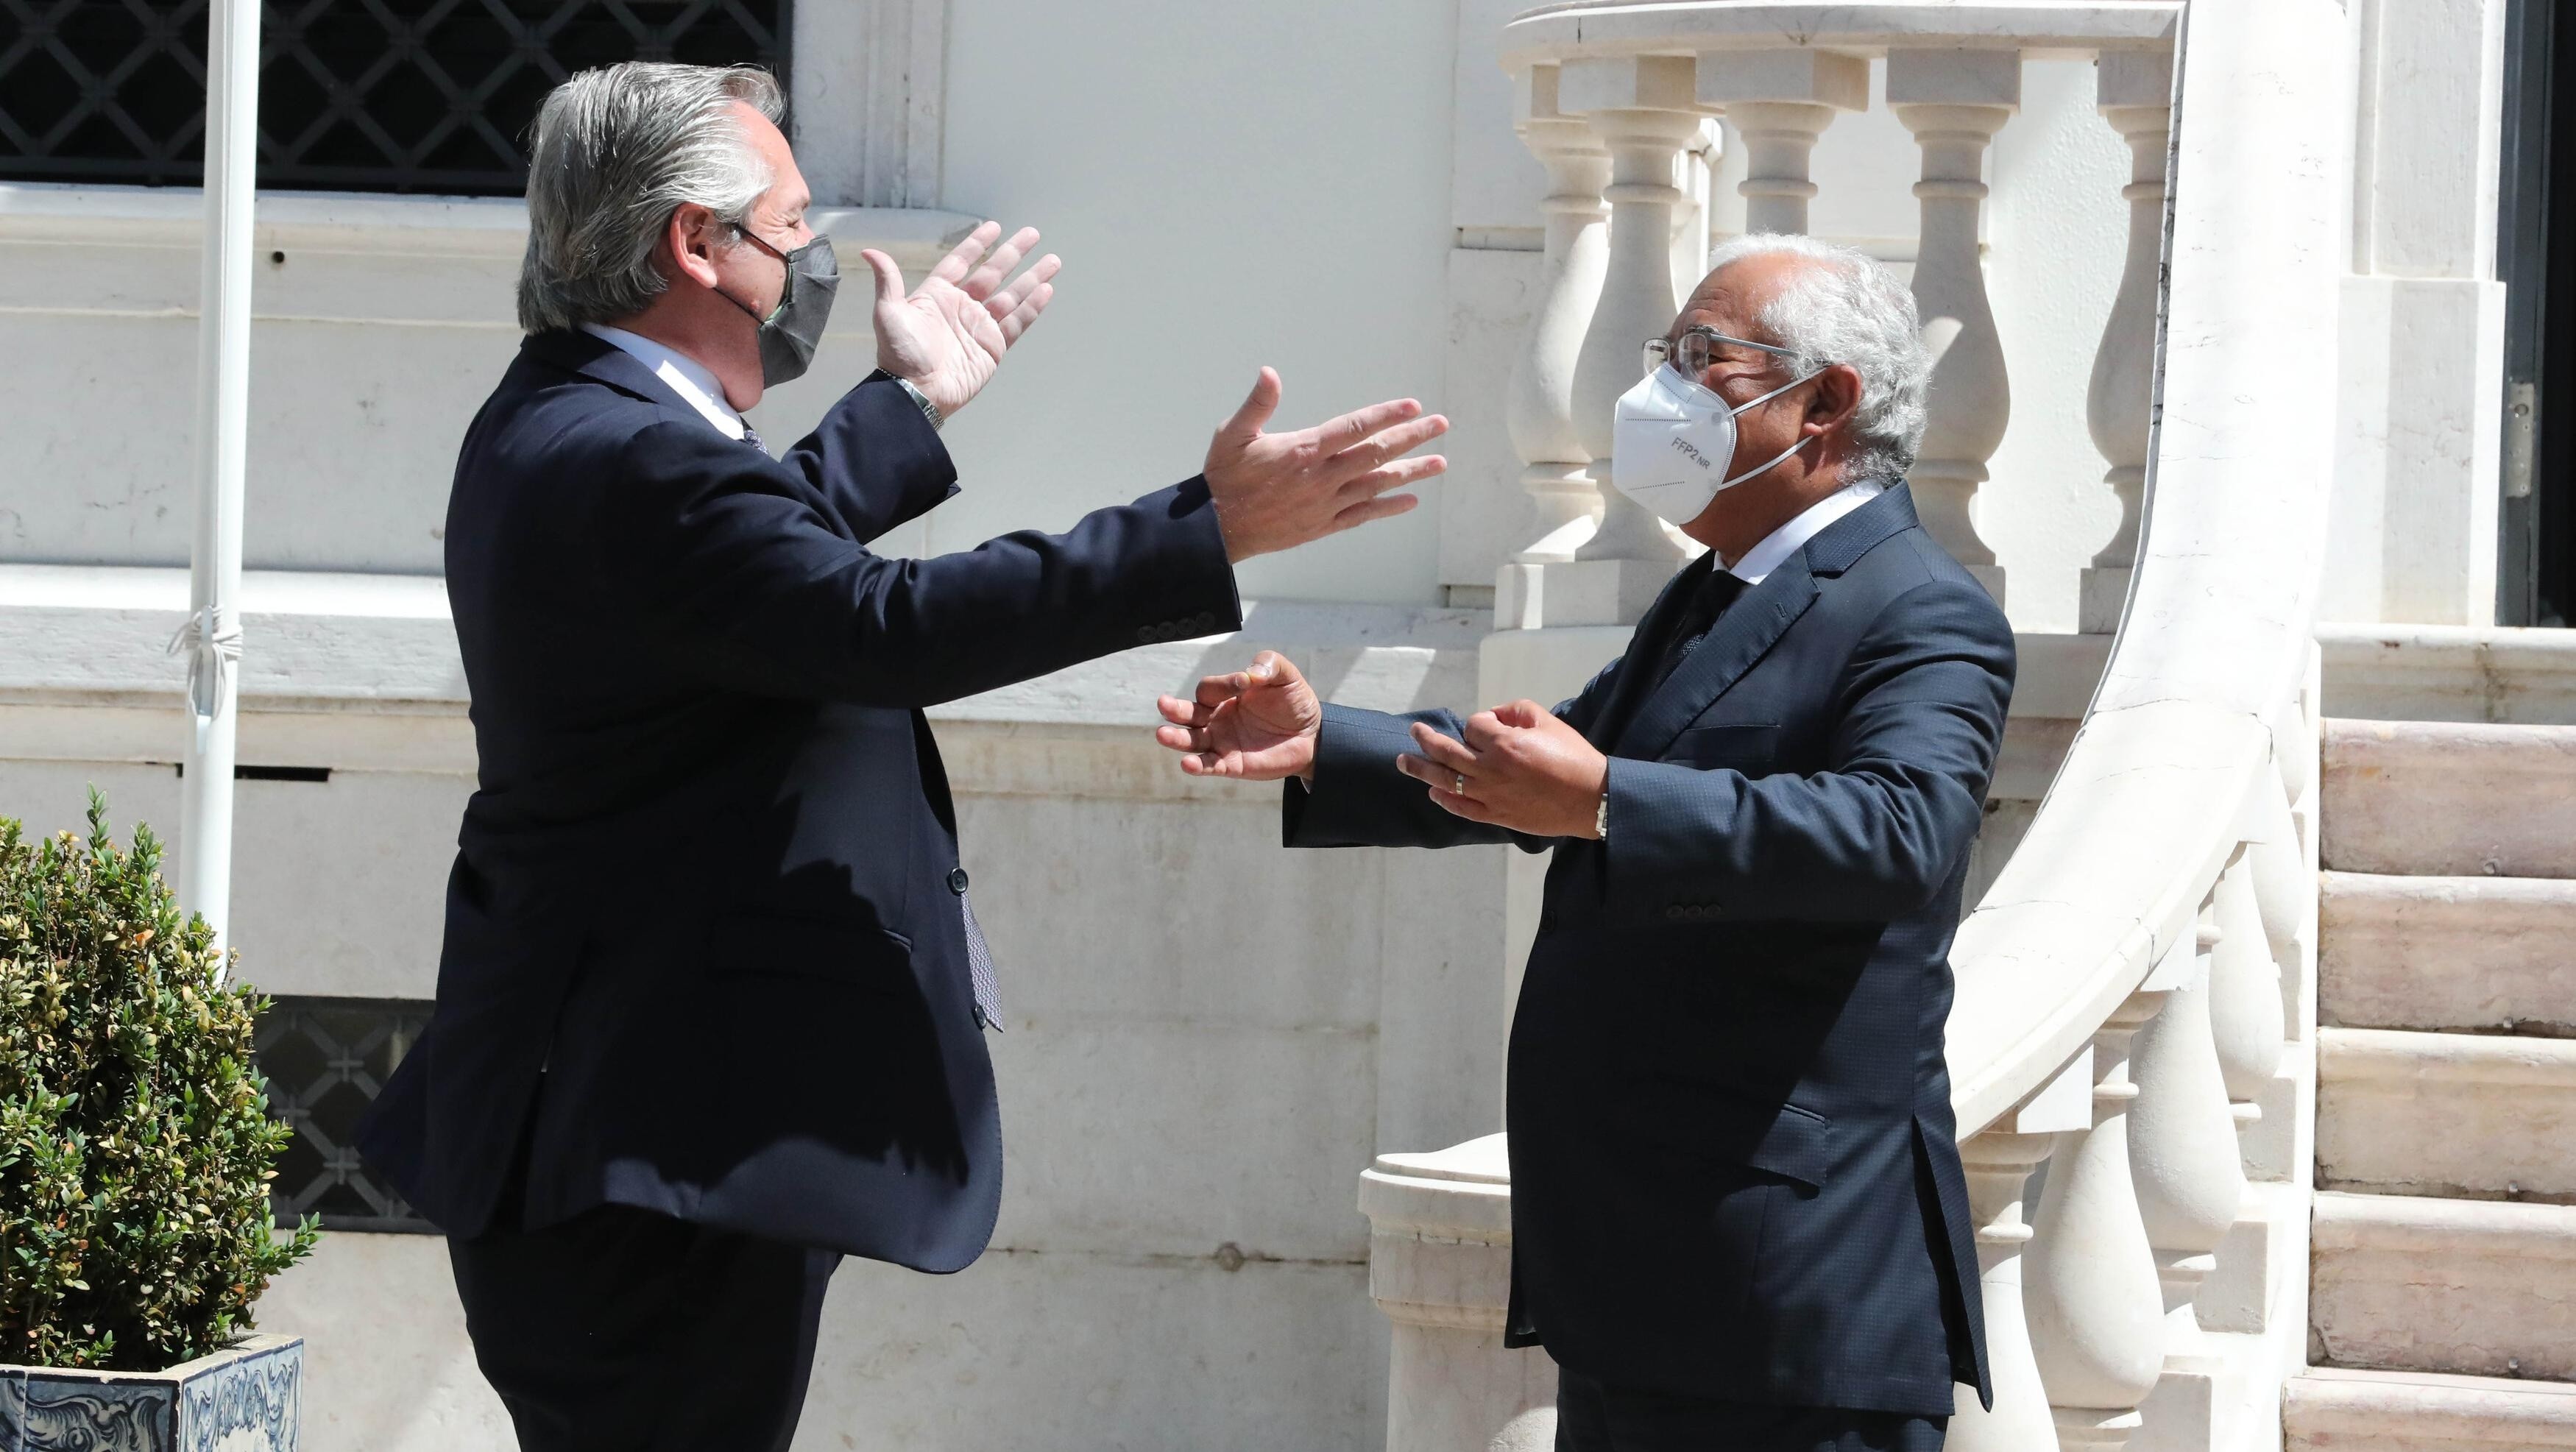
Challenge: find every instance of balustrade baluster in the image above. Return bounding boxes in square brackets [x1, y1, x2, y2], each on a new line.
[2026, 968, 2176, 1448]
[2129, 913, 2248, 1382]
[1889, 49, 2019, 606]
[2080, 52, 2176, 633]
[2208, 851, 2287, 1120]
[1506, 63, 1613, 568]
[1950, 1038, 2094, 1452]
[1694, 52, 1869, 235]
[1552, 55, 1705, 619]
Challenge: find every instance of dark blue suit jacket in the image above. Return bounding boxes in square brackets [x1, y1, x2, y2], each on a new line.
[1286, 486, 2009, 1417]
[357, 329, 1241, 1272]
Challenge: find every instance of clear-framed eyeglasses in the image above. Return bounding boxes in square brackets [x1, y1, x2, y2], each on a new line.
[1641, 326, 1802, 380]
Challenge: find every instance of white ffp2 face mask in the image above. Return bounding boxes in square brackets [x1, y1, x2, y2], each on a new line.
[1610, 363, 1822, 526]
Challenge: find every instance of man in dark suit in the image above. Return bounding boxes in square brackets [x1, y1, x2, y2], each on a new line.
[355, 60, 1447, 1451]
[1155, 235, 2014, 1451]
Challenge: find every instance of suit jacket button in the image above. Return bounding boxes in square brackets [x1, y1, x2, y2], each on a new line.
[948, 867, 970, 894]
[1194, 612, 1215, 631]
[1136, 626, 1157, 645]
[1665, 905, 1685, 921]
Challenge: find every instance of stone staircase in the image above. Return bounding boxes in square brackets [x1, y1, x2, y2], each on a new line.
[2285, 720, 2576, 1449]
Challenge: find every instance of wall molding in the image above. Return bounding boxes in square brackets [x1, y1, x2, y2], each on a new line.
[794, 0, 950, 209]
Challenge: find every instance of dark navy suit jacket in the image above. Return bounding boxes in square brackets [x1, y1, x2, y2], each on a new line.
[357, 328, 1241, 1272]
[1285, 486, 2010, 1417]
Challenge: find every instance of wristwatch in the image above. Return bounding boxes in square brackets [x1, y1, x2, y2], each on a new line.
[1596, 787, 1610, 842]
[891, 374, 944, 432]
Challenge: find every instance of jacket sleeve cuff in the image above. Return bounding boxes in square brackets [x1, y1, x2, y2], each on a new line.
[852, 371, 962, 516]
[1283, 704, 1423, 847]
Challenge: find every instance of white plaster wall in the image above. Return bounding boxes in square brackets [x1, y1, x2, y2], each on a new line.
[927, 0, 1461, 606]
[2322, 0, 2513, 625]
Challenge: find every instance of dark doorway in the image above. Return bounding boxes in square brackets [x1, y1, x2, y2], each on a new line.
[2501, 0, 2576, 625]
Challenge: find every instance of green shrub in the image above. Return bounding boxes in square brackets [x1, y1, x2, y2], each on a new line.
[0, 790, 319, 1371]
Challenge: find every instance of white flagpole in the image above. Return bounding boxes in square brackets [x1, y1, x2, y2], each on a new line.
[175, 0, 261, 961]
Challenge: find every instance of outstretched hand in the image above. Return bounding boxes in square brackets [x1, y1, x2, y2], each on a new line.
[1203, 369, 1448, 561]
[861, 220, 1061, 417]
[1154, 651, 1323, 782]
[1395, 699, 1607, 838]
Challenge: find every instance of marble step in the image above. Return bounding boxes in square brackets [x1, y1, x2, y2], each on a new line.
[2321, 720, 2576, 878]
[2321, 873, 2576, 1036]
[2317, 1028, 2576, 1200]
[2313, 1192, 2576, 1382]
[2287, 1367, 2576, 1451]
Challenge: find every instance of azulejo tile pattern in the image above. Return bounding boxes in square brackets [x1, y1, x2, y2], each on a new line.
[0, 1335, 300, 1452]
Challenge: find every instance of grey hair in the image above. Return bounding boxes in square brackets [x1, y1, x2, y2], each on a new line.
[516, 62, 785, 334]
[1702, 232, 1930, 484]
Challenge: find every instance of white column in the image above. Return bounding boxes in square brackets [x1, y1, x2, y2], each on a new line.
[1504, 64, 1613, 573]
[1694, 51, 1870, 235]
[1360, 1138, 1557, 1452]
[1950, 1131, 2067, 1452]
[2079, 51, 2176, 634]
[2207, 853, 2286, 1116]
[177, 0, 261, 959]
[1950, 1044, 2094, 1452]
[1550, 54, 1705, 623]
[1889, 49, 2020, 606]
[2129, 916, 2247, 1368]
[2027, 982, 2173, 1449]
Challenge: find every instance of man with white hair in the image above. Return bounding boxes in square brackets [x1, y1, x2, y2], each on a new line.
[357, 60, 1446, 1451]
[1157, 234, 2014, 1450]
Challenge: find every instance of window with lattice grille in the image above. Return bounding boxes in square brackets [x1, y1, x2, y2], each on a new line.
[0, 0, 790, 195]
[256, 995, 436, 1233]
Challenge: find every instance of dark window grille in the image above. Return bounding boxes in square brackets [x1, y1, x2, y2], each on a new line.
[256, 994, 436, 1233]
[0, 0, 791, 195]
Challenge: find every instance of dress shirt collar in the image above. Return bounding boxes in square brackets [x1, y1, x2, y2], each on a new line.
[1719, 478, 1889, 585]
[579, 323, 747, 441]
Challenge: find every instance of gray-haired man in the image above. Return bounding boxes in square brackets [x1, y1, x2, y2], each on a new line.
[1157, 235, 2014, 1451]
[357, 60, 1447, 1451]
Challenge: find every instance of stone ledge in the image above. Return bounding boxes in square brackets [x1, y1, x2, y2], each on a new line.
[2320, 871, 2576, 1036]
[2321, 719, 2576, 877]
[2318, 1027, 2576, 1200]
[2319, 623, 2576, 726]
[2288, 1367, 2576, 1449]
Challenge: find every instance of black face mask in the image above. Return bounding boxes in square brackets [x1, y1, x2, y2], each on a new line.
[718, 224, 838, 386]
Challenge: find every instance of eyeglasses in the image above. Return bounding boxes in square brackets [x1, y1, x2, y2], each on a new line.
[1642, 326, 1802, 380]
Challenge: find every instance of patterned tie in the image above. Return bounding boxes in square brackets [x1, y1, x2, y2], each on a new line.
[1652, 567, 1748, 690]
[740, 423, 767, 455]
[960, 892, 1003, 1033]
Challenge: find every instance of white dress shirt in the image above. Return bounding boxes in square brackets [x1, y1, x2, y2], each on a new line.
[1719, 478, 1888, 585]
[580, 323, 748, 441]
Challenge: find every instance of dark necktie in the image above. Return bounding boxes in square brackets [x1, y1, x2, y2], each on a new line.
[740, 423, 767, 455]
[1650, 565, 1748, 690]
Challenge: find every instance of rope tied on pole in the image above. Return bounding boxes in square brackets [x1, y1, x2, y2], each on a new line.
[166, 603, 243, 734]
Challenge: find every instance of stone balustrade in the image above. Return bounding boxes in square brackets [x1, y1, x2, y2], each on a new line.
[1366, 3, 2350, 1449]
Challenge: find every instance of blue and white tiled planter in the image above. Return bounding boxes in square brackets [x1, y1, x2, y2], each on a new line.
[0, 1333, 301, 1452]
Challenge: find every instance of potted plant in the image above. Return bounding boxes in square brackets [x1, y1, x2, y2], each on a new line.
[1, 792, 318, 1451]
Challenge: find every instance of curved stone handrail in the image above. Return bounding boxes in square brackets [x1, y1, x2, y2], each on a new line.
[1942, 0, 2338, 1138]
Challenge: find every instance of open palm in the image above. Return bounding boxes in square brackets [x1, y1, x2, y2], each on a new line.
[861, 220, 1060, 417]
[1155, 652, 1324, 781]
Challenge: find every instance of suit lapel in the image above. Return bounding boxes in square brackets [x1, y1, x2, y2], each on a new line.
[1613, 555, 1819, 761]
[1607, 483, 1922, 762]
[1582, 553, 1718, 751]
